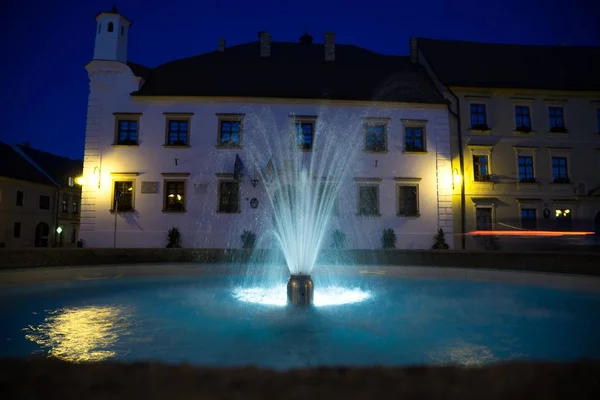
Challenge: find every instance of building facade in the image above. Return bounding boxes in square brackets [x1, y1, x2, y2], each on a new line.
[413, 38, 600, 250]
[79, 8, 454, 249]
[0, 142, 82, 248]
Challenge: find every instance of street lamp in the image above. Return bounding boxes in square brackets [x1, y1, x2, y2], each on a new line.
[453, 168, 462, 190]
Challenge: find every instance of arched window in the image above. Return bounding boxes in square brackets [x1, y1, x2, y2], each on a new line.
[121, 26, 125, 36]
[107, 22, 114, 32]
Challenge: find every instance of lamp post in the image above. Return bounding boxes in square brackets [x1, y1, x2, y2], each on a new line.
[56, 226, 63, 247]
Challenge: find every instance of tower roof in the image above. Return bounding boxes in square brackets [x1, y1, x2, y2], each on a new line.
[95, 5, 132, 25]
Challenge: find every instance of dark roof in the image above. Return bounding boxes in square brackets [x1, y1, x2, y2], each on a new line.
[416, 38, 600, 91]
[0, 142, 55, 186]
[129, 41, 446, 104]
[16, 145, 83, 188]
[128, 61, 152, 82]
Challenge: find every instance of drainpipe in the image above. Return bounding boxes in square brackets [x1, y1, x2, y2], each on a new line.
[447, 89, 467, 250]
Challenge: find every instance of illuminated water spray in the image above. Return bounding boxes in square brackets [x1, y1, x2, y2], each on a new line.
[242, 109, 368, 306]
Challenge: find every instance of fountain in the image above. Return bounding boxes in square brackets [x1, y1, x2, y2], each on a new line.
[244, 109, 364, 306]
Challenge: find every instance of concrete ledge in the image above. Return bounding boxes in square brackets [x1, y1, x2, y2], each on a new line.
[1, 358, 599, 399]
[0, 248, 599, 276]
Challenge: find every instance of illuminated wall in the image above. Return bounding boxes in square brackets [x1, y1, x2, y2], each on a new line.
[80, 63, 453, 248]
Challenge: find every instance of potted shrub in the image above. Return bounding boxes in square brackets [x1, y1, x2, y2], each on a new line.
[331, 229, 347, 249]
[166, 227, 181, 248]
[432, 229, 450, 249]
[382, 228, 397, 249]
[241, 230, 256, 249]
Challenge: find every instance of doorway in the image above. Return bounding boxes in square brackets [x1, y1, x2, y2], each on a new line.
[34, 222, 49, 247]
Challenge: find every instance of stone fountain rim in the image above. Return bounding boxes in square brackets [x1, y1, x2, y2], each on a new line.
[0, 263, 599, 292]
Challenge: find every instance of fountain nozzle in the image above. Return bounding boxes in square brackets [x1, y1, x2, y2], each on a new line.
[287, 275, 314, 306]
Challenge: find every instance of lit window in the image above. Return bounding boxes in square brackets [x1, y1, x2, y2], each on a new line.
[405, 127, 425, 152]
[365, 124, 386, 152]
[473, 155, 490, 181]
[218, 181, 240, 213]
[62, 199, 68, 213]
[116, 119, 138, 145]
[218, 120, 242, 148]
[358, 185, 379, 216]
[520, 208, 537, 230]
[164, 181, 186, 211]
[470, 104, 487, 129]
[293, 121, 314, 150]
[166, 120, 189, 146]
[113, 181, 134, 211]
[397, 185, 419, 216]
[515, 106, 531, 131]
[548, 107, 565, 129]
[551, 157, 569, 183]
[555, 208, 572, 231]
[518, 156, 535, 182]
[72, 200, 78, 214]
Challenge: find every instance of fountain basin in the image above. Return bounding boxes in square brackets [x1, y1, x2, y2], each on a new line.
[1, 264, 599, 369]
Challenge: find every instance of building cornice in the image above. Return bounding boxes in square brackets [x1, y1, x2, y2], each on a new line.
[130, 95, 448, 109]
[449, 86, 600, 98]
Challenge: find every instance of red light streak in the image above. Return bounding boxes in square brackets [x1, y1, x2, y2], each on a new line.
[466, 230, 594, 237]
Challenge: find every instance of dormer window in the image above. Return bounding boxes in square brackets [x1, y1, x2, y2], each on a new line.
[107, 22, 114, 32]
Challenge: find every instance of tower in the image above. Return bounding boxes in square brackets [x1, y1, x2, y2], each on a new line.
[93, 5, 131, 63]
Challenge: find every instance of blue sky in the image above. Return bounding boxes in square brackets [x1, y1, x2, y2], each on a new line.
[1, 0, 598, 159]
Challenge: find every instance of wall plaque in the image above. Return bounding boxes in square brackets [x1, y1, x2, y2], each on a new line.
[141, 181, 159, 194]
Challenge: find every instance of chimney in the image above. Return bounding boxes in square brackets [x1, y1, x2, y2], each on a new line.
[258, 31, 271, 57]
[218, 38, 226, 52]
[324, 32, 335, 61]
[409, 38, 418, 64]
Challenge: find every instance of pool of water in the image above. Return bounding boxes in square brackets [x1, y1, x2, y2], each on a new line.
[1, 273, 599, 369]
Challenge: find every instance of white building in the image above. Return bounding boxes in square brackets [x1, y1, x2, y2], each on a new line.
[80, 7, 454, 249]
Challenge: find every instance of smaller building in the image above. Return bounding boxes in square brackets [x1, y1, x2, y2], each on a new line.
[412, 38, 600, 250]
[0, 142, 83, 248]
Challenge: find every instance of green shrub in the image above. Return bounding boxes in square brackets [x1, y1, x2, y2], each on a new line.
[167, 227, 181, 248]
[382, 228, 397, 249]
[241, 230, 256, 249]
[432, 228, 450, 249]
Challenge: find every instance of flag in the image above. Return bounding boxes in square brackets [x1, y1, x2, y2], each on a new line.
[233, 153, 245, 181]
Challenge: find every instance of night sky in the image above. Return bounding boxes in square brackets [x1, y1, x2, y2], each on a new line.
[1, 0, 598, 160]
